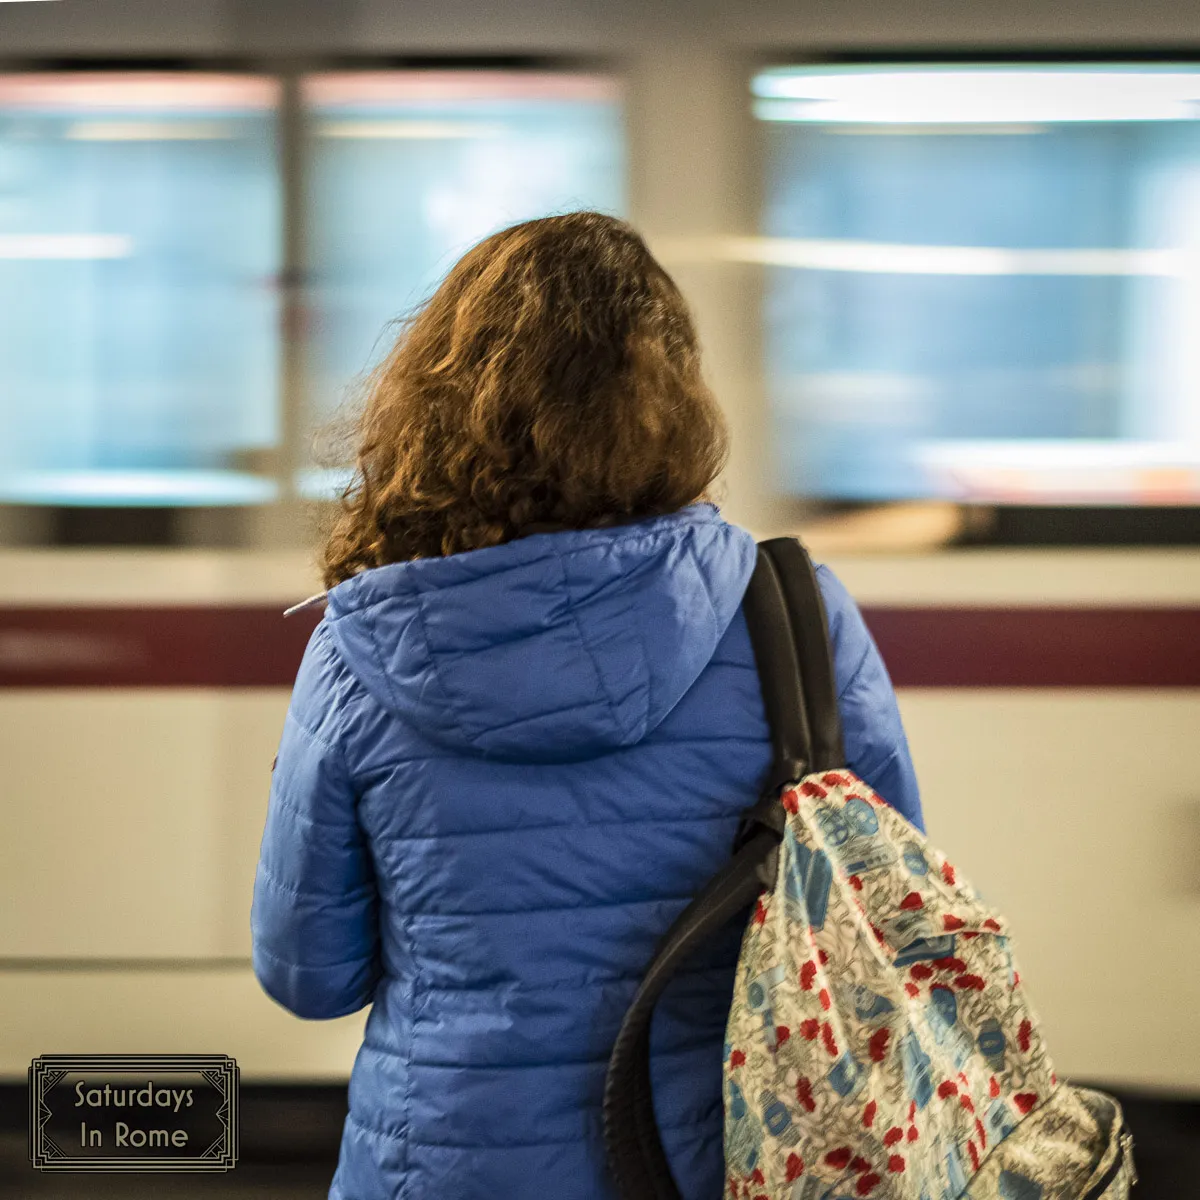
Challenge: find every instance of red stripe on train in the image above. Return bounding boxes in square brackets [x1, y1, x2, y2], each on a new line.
[860, 607, 1200, 688]
[0, 605, 1196, 688]
[0, 607, 322, 688]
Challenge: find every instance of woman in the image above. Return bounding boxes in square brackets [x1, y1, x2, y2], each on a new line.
[251, 211, 922, 1200]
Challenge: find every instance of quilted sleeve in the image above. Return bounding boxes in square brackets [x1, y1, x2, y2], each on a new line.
[816, 564, 925, 833]
[251, 621, 382, 1020]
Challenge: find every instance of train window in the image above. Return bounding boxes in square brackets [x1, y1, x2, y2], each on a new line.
[0, 72, 282, 511]
[754, 62, 1200, 509]
[298, 70, 626, 498]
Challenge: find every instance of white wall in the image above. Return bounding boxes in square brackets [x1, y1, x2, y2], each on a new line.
[904, 690, 1200, 1090]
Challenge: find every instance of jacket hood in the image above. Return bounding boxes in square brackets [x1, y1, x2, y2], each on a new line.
[323, 503, 757, 762]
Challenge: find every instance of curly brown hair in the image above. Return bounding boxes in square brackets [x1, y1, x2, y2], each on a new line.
[320, 210, 730, 587]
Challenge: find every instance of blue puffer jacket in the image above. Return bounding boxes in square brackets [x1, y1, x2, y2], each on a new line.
[251, 502, 922, 1200]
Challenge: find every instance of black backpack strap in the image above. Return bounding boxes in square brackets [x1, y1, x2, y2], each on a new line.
[600, 825, 783, 1200]
[602, 538, 845, 1199]
[759, 538, 844, 773]
[740, 544, 813, 798]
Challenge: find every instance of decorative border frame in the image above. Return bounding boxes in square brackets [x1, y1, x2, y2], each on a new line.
[28, 1054, 238, 1172]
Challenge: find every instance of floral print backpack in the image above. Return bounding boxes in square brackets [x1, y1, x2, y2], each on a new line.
[604, 538, 1135, 1200]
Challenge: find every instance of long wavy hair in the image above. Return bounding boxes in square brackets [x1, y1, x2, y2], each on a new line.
[320, 210, 729, 588]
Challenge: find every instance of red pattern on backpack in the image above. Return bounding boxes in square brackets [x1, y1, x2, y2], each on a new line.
[869, 1028, 890, 1062]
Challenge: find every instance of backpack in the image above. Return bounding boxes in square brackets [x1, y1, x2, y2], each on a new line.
[604, 537, 1135, 1200]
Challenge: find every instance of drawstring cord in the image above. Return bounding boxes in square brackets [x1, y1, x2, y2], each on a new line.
[283, 592, 328, 618]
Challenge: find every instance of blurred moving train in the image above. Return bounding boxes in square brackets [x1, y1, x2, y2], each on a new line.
[1, 0, 1198, 1105]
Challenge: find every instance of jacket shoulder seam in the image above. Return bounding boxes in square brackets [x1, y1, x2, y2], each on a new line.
[297, 622, 368, 788]
[553, 541, 636, 743]
[267, 778, 361, 833]
[837, 637, 875, 702]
